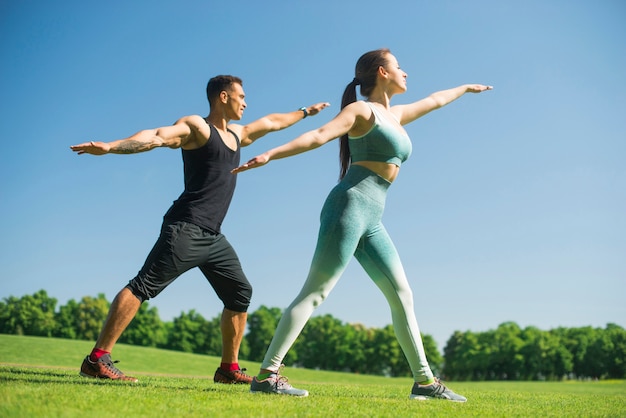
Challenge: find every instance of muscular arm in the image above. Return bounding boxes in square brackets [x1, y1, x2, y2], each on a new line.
[394, 84, 492, 125]
[70, 115, 203, 155]
[237, 102, 330, 147]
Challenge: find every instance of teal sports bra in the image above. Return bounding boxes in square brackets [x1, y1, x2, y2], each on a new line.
[348, 102, 412, 166]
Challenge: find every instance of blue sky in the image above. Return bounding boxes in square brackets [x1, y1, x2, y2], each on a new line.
[1, 0, 624, 350]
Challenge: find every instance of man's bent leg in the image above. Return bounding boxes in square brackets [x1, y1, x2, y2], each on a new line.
[80, 287, 141, 381]
[221, 308, 247, 364]
[95, 287, 142, 351]
[213, 308, 252, 384]
[199, 233, 253, 384]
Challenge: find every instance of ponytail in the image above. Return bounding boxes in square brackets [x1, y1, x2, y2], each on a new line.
[337, 48, 391, 180]
[339, 78, 360, 179]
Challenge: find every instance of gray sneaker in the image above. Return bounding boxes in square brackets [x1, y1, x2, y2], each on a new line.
[250, 373, 309, 397]
[410, 378, 466, 402]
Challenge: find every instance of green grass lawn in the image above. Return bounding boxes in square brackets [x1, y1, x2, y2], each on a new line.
[1, 334, 625, 417]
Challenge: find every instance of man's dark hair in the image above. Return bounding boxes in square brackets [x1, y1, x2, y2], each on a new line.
[206, 75, 243, 107]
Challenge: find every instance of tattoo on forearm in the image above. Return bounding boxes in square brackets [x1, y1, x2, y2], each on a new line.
[112, 140, 149, 154]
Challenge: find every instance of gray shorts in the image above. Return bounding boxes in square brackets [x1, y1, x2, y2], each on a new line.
[126, 221, 252, 312]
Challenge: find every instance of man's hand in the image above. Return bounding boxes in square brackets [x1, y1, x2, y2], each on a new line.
[70, 141, 110, 155]
[304, 102, 331, 116]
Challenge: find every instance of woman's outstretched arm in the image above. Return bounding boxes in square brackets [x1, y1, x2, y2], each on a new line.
[394, 84, 492, 125]
[232, 102, 364, 173]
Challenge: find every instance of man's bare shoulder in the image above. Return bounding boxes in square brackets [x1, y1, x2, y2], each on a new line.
[175, 114, 211, 149]
[174, 114, 207, 128]
[176, 114, 212, 138]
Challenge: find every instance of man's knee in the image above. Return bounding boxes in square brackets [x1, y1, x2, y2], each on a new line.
[124, 284, 148, 303]
[224, 282, 252, 312]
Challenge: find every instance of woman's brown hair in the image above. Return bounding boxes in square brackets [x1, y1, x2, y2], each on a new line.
[338, 48, 391, 179]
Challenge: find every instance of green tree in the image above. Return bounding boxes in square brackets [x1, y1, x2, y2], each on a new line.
[73, 294, 110, 341]
[355, 324, 379, 374]
[332, 321, 365, 372]
[295, 314, 348, 371]
[0, 290, 57, 337]
[475, 329, 498, 380]
[340, 323, 368, 373]
[119, 302, 166, 347]
[422, 333, 443, 376]
[166, 310, 206, 353]
[197, 313, 223, 357]
[54, 298, 80, 339]
[605, 323, 626, 378]
[369, 325, 408, 377]
[246, 306, 283, 362]
[491, 322, 525, 380]
[554, 325, 594, 378]
[443, 330, 483, 380]
[0, 296, 24, 335]
[548, 331, 574, 379]
[581, 326, 614, 379]
[520, 326, 572, 380]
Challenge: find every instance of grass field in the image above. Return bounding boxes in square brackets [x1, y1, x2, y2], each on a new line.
[1, 334, 625, 417]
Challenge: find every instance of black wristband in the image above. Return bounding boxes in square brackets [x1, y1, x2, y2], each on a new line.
[299, 107, 308, 118]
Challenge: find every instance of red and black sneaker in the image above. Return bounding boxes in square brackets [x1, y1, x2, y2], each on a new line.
[80, 354, 138, 382]
[213, 367, 253, 384]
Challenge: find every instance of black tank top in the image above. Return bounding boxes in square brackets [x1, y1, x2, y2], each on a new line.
[163, 124, 240, 233]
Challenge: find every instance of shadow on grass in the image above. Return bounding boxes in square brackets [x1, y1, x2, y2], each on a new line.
[0, 365, 228, 393]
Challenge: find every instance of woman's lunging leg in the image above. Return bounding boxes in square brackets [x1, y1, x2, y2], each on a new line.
[260, 208, 362, 371]
[355, 224, 434, 383]
[260, 267, 343, 371]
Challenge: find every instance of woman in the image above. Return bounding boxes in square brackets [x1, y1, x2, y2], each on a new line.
[233, 48, 492, 400]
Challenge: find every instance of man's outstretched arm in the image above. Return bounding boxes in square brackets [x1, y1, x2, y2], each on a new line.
[70, 116, 201, 155]
[238, 102, 330, 147]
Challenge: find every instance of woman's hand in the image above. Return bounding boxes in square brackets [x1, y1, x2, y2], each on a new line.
[466, 84, 493, 93]
[231, 152, 271, 174]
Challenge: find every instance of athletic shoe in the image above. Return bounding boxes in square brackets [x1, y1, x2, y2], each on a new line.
[250, 373, 309, 396]
[410, 378, 467, 402]
[213, 367, 253, 384]
[79, 354, 138, 382]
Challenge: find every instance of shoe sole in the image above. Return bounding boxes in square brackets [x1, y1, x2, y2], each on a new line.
[214, 378, 252, 384]
[250, 389, 309, 397]
[79, 371, 138, 382]
[409, 394, 466, 402]
[214, 370, 252, 384]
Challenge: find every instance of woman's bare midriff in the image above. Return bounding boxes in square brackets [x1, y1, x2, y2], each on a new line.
[352, 161, 400, 183]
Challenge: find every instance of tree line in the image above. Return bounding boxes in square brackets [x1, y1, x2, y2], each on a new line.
[1, 290, 624, 380]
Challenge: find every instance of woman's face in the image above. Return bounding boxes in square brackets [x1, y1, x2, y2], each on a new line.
[383, 54, 408, 93]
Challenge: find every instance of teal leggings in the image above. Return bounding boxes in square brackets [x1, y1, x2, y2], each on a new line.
[262, 165, 434, 382]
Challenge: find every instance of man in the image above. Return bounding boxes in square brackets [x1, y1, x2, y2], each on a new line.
[70, 75, 329, 383]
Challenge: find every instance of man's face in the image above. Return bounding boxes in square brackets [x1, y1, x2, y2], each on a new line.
[224, 83, 247, 120]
